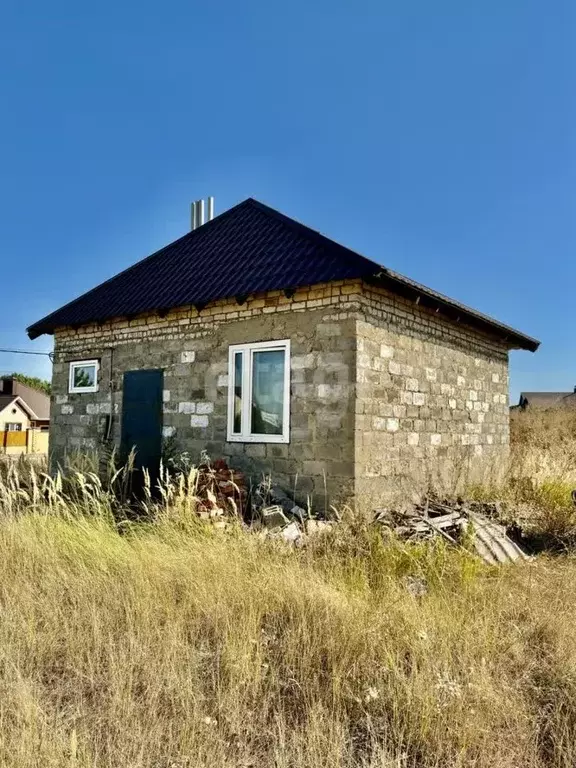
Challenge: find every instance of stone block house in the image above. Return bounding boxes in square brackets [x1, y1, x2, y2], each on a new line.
[28, 198, 538, 508]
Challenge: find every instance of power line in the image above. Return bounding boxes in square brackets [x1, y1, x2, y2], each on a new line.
[0, 348, 53, 358]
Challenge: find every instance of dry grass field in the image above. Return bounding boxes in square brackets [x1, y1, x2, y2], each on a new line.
[1, 408, 576, 767]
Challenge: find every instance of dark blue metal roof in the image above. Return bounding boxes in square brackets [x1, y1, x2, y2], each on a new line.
[27, 197, 539, 351]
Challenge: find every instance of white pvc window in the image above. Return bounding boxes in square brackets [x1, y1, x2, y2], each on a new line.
[227, 340, 290, 443]
[69, 360, 99, 393]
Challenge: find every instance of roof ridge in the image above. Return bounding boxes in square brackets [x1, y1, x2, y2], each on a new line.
[247, 198, 382, 274]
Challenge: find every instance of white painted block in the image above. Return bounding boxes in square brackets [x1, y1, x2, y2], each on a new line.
[190, 414, 209, 428]
[178, 402, 196, 414]
[180, 351, 196, 363]
[291, 354, 316, 370]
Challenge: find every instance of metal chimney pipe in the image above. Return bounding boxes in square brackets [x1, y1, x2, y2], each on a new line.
[207, 196, 215, 221]
[191, 201, 197, 231]
[198, 199, 205, 227]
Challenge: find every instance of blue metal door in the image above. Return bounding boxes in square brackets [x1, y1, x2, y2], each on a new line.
[121, 369, 163, 493]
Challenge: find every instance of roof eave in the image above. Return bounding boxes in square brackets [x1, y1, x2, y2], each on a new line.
[367, 269, 540, 352]
[367, 272, 540, 353]
[28, 272, 541, 353]
[27, 324, 48, 341]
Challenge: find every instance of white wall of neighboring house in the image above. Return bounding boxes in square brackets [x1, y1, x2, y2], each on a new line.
[0, 400, 51, 455]
[0, 400, 30, 431]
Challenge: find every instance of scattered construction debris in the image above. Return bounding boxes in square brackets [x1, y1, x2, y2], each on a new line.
[374, 498, 529, 565]
[253, 480, 308, 523]
[192, 458, 528, 564]
[195, 458, 247, 519]
[262, 505, 289, 529]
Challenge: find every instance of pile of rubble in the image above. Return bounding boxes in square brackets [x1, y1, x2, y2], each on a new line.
[257, 504, 334, 543]
[193, 461, 333, 541]
[374, 497, 529, 564]
[192, 459, 529, 564]
[195, 458, 248, 520]
[253, 480, 333, 544]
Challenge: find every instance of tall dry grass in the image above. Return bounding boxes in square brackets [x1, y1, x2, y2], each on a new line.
[1, 413, 576, 766]
[466, 408, 576, 546]
[510, 406, 576, 488]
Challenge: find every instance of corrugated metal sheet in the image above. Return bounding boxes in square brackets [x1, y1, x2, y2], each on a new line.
[28, 199, 377, 339]
[468, 512, 529, 565]
[27, 198, 540, 351]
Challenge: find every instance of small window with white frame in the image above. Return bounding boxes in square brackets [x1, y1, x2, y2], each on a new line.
[69, 360, 99, 393]
[227, 340, 290, 443]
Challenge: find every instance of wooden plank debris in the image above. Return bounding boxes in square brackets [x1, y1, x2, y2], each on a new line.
[373, 497, 529, 565]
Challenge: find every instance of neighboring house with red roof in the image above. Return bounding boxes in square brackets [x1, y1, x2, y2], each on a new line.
[28, 197, 539, 506]
[0, 377, 50, 455]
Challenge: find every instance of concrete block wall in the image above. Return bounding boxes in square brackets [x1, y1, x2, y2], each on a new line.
[50, 278, 513, 510]
[353, 283, 509, 506]
[51, 282, 361, 510]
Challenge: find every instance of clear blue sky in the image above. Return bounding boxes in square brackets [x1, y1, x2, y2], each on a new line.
[1, 0, 573, 402]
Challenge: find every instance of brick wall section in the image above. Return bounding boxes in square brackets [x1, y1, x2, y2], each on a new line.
[51, 278, 511, 509]
[51, 282, 362, 510]
[352, 283, 509, 506]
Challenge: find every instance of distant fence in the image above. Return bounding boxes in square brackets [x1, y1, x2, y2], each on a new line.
[0, 430, 48, 454]
[2, 431, 27, 449]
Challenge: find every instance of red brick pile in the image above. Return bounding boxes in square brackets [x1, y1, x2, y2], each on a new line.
[195, 458, 247, 518]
